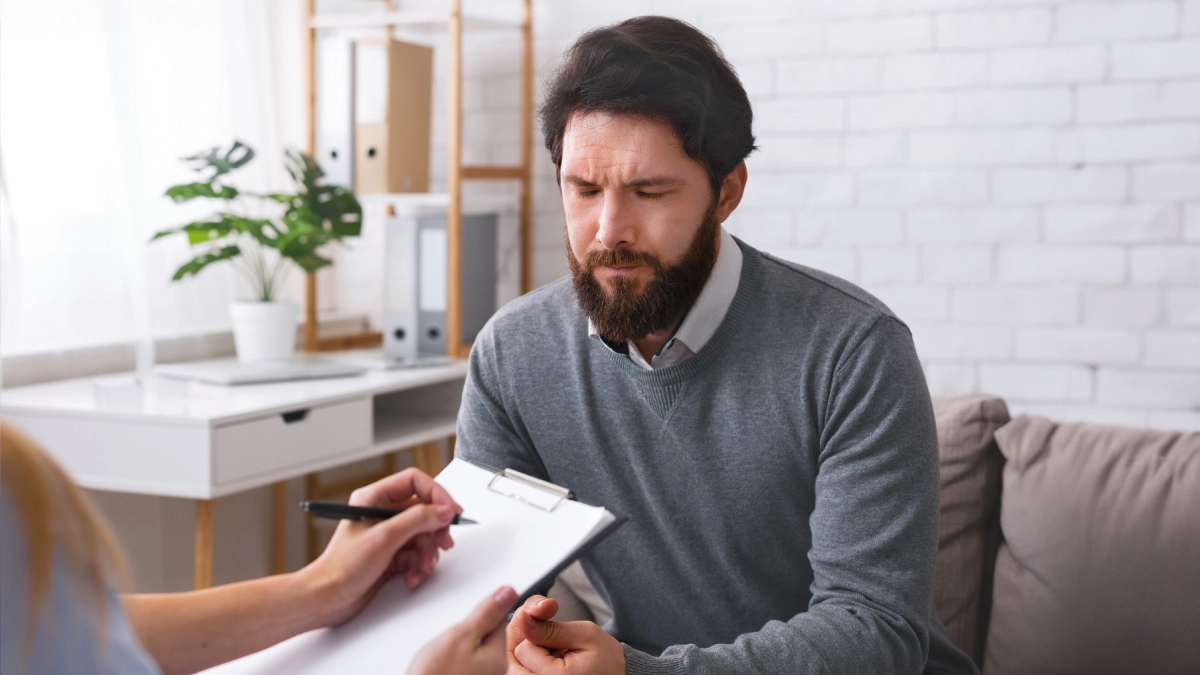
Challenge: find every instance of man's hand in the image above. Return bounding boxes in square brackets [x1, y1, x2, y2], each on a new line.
[298, 467, 463, 627]
[408, 586, 516, 675]
[506, 595, 626, 675]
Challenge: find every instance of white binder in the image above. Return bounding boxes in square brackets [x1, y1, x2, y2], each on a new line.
[383, 212, 497, 360]
[316, 36, 355, 189]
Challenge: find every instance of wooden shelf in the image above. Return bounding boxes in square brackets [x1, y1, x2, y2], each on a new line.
[462, 165, 524, 180]
[311, 11, 519, 31]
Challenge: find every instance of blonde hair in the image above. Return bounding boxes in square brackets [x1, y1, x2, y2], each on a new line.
[0, 421, 129, 654]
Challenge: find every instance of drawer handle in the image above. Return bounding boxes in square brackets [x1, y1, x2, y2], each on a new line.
[281, 409, 310, 424]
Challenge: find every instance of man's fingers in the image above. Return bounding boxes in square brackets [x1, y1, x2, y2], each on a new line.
[520, 619, 600, 651]
[508, 595, 556, 647]
[507, 605, 529, 653]
[514, 639, 563, 675]
[525, 597, 559, 622]
[456, 586, 518, 642]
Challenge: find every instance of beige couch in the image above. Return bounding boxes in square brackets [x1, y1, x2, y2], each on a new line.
[932, 394, 1200, 675]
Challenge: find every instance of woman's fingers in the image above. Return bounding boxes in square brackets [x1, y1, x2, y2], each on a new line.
[361, 503, 455, 568]
[457, 587, 518, 642]
[414, 532, 438, 575]
[481, 616, 507, 648]
[406, 588, 515, 675]
[434, 526, 455, 551]
[390, 548, 419, 576]
[346, 468, 461, 568]
[349, 468, 461, 515]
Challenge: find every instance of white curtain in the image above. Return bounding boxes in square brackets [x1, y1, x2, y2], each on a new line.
[0, 0, 305, 358]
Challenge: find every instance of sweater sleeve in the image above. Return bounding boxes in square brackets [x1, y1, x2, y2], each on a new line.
[622, 316, 942, 675]
[454, 321, 549, 480]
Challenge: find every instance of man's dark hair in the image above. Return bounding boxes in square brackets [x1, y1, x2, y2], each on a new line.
[540, 16, 757, 196]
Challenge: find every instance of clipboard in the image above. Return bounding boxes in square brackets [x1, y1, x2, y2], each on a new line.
[201, 458, 626, 674]
[481, 466, 627, 603]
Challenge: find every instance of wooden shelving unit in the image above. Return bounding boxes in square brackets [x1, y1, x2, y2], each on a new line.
[293, 0, 533, 564]
[301, 0, 535, 358]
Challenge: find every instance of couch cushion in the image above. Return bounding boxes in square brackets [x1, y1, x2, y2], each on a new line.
[985, 416, 1200, 675]
[931, 394, 1010, 666]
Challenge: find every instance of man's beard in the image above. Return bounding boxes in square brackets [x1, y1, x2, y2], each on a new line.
[568, 206, 720, 343]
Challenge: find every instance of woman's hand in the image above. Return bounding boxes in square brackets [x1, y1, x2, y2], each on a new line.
[123, 468, 467, 674]
[407, 586, 516, 675]
[298, 467, 463, 627]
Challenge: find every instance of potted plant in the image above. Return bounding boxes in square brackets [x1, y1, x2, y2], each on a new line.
[152, 141, 362, 362]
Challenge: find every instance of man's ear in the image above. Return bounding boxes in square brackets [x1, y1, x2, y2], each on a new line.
[715, 162, 748, 223]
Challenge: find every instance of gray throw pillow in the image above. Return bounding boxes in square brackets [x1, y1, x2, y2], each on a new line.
[931, 394, 1009, 666]
[985, 416, 1200, 675]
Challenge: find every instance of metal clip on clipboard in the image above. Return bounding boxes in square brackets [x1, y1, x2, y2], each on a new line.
[486, 468, 574, 512]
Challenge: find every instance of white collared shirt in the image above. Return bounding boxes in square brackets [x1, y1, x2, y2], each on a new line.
[588, 226, 743, 370]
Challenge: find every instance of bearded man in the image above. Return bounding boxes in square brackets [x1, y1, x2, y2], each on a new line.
[456, 15, 977, 675]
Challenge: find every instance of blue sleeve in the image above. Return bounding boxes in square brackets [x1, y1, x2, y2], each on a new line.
[1, 494, 161, 675]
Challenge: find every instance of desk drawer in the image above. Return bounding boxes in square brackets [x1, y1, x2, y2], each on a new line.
[214, 397, 371, 485]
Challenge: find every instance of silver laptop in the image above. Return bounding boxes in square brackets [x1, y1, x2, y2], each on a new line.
[326, 348, 459, 371]
[155, 357, 366, 386]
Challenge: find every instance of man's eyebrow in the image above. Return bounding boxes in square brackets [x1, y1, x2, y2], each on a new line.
[563, 175, 599, 188]
[626, 176, 684, 188]
[562, 175, 684, 188]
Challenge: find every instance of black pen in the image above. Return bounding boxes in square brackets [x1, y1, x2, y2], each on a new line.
[300, 500, 477, 525]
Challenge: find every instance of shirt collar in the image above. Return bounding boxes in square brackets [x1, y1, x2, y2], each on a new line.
[587, 226, 743, 363]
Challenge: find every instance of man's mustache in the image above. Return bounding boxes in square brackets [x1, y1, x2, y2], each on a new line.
[582, 248, 661, 270]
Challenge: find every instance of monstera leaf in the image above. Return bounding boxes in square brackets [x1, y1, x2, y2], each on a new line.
[152, 215, 278, 246]
[165, 182, 239, 203]
[152, 141, 363, 301]
[170, 245, 242, 281]
[181, 141, 255, 180]
[282, 149, 362, 237]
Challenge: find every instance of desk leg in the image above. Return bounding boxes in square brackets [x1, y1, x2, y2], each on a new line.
[305, 473, 321, 563]
[411, 441, 439, 477]
[271, 481, 288, 575]
[194, 499, 214, 589]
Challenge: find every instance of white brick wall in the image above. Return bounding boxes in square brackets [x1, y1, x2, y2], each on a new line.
[453, 0, 1200, 432]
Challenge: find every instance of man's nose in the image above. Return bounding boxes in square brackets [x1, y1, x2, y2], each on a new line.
[596, 192, 635, 250]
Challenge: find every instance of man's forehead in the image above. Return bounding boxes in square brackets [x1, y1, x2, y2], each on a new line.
[561, 111, 692, 180]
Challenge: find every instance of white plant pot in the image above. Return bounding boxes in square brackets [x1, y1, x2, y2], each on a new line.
[230, 301, 298, 362]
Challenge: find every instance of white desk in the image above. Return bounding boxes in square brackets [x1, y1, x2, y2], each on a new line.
[0, 361, 468, 588]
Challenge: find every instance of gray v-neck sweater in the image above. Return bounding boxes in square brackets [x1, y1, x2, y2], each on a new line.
[457, 239, 975, 675]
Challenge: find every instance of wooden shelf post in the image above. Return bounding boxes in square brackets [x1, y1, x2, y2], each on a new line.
[520, 0, 534, 294]
[304, 0, 320, 353]
[447, 0, 464, 357]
